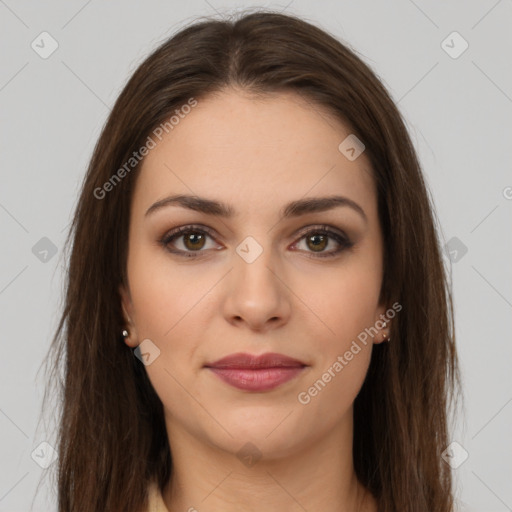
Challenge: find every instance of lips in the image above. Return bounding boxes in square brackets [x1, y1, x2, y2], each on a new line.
[204, 352, 308, 392]
[205, 352, 306, 369]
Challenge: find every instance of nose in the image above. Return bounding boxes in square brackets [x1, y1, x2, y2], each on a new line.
[222, 243, 292, 333]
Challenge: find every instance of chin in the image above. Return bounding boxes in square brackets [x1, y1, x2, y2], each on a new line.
[203, 407, 309, 458]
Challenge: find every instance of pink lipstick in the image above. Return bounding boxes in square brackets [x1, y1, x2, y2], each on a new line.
[204, 352, 307, 392]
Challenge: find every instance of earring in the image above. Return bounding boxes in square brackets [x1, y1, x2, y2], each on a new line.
[122, 329, 129, 338]
[382, 321, 390, 342]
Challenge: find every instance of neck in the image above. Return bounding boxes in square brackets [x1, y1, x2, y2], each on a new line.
[161, 411, 377, 512]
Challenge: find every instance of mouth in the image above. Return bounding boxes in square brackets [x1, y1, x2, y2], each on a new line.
[204, 352, 308, 392]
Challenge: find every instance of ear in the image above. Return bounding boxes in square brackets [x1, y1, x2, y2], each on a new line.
[119, 284, 138, 348]
[373, 302, 391, 345]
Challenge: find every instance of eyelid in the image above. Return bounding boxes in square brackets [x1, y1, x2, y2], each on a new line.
[292, 224, 348, 241]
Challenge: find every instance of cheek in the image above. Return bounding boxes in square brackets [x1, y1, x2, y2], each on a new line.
[295, 346, 371, 438]
[126, 241, 213, 340]
[295, 258, 382, 348]
[294, 267, 378, 424]
[125, 243, 224, 401]
[126, 247, 212, 416]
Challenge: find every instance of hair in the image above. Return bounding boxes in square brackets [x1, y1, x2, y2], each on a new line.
[39, 8, 462, 512]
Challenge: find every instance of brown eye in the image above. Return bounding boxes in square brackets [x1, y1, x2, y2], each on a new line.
[182, 232, 206, 251]
[305, 233, 328, 252]
[293, 226, 353, 259]
[159, 225, 219, 256]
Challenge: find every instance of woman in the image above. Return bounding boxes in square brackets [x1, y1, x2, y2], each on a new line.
[41, 9, 462, 512]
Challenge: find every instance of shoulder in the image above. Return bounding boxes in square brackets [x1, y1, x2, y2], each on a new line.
[146, 479, 170, 512]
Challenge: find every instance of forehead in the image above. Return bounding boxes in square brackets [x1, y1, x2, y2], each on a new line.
[133, 89, 377, 220]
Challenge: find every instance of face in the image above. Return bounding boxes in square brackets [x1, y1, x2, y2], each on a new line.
[120, 88, 389, 459]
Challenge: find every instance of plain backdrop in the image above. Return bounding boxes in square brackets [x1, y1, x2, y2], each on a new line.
[0, 1, 511, 511]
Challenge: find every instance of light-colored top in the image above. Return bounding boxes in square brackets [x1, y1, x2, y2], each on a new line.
[147, 480, 170, 512]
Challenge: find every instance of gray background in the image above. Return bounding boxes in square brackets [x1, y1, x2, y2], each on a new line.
[1, 1, 511, 511]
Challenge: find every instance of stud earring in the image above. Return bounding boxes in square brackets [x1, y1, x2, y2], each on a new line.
[122, 329, 129, 338]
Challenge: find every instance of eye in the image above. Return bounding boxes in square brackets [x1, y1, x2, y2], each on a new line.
[158, 224, 353, 259]
[291, 225, 353, 259]
[158, 224, 220, 257]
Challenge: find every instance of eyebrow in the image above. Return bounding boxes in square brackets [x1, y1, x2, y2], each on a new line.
[145, 194, 367, 223]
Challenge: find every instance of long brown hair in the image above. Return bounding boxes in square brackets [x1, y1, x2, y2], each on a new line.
[40, 9, 462, 511]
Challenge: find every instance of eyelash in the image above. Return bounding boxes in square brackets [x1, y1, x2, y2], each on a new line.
[158, 224, 354, 259]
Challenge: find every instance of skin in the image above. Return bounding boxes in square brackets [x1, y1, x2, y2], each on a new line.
[120, 87, 390, 512]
